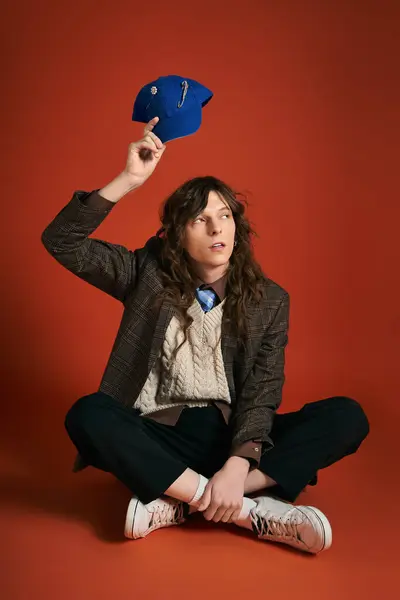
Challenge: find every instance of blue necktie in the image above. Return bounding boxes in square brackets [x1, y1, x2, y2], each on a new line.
[195, 287, 217, 313]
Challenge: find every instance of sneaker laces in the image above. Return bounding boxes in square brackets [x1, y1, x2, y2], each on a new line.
[251, 509, 303, 541]
[149, 501, 185, 528]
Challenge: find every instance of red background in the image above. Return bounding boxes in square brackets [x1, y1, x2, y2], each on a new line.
[1, 1, 399, 598]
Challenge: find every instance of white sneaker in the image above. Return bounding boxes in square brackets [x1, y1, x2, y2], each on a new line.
[250, 496, 332, 554]
[124, 496, 186, 539]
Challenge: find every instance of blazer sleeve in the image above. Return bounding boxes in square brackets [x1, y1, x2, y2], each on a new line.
[41, 189, 145, 303]
[230, 291, 290, 454]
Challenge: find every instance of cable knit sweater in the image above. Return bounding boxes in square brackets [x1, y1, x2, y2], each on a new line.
[134, 298, 231, 414]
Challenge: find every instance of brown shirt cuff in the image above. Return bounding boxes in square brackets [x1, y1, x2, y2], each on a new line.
[230, 440, 262, 469]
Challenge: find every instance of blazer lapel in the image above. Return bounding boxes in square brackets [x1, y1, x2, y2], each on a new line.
[221, 299, 260, 406]
[221, 328, 239, 405]
[148, 296, 175, 372]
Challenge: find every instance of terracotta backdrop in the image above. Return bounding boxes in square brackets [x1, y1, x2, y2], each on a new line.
[1, 1, 399, 598]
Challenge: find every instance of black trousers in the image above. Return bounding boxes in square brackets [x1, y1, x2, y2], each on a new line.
[65, 392, 369, 504]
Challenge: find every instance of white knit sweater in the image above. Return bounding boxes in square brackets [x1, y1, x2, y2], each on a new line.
[134, 298, 231, 414]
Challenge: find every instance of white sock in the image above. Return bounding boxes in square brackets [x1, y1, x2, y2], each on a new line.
[237, 496, 257, 520]
[188, 474, 209, 511]
[234, 496, 258, 531]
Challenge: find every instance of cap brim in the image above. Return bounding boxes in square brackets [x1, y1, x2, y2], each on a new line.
[152, 105, 202, 143]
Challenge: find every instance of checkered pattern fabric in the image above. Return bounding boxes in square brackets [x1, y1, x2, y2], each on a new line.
[41, 188, 289, 459]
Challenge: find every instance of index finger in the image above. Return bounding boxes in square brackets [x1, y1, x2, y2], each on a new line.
[144, 116, 159, 134]
[203, 499, 219, 521]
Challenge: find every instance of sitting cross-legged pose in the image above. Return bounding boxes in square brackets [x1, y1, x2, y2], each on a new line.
[42, 117, 369, 554]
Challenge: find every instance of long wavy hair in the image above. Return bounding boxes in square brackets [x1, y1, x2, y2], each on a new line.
[155, 176, 267, 359]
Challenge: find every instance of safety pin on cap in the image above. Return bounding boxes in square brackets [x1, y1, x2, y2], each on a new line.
[177, 80, 189, 108]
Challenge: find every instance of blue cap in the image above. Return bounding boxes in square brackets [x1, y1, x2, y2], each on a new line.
[132, 75, 213, 143]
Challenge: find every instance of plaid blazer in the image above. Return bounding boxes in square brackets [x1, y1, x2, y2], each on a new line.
[41, 189, 290, 458]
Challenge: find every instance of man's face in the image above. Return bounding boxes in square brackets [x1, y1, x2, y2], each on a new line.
[182, 191, 236, 271]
